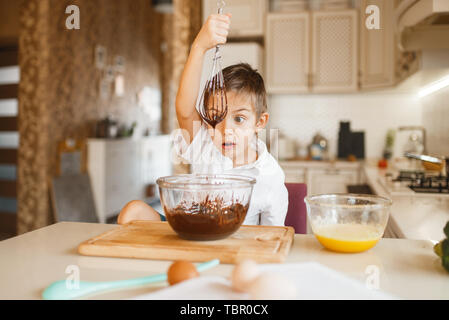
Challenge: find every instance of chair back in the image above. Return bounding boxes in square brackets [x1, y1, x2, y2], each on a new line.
[284, 183, 307, 234]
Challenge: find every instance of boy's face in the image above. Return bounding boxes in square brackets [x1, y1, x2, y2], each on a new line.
[206, 90, 269, 164]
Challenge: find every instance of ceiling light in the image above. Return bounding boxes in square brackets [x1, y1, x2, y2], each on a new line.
[418, 74, 449, 98]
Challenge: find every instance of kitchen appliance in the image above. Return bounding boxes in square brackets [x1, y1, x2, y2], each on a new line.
[309, 133, 329, 160]
[392, 126, 426, 160]
[351, 131, 365, 159]
[391, 170, 449, 194]
[381, 153, 449, 195]
[337, 121, 365, 160]
[338, 121, 351, 159]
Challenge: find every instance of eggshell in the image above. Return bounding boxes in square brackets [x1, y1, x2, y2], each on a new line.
[167, 261, 199, 286]
[231, 259, 261, 293]
[248, 272, 297, 300]
[117, 200, 161, 225]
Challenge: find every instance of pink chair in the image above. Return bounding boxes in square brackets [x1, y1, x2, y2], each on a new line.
[284, 183, 307, 234]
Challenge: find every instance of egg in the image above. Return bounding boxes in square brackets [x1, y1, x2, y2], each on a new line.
[248, 272, 297, 300]
[231, 259, 261, 293]
[167, 261, 199, 286]
[117, 200, 161, 225]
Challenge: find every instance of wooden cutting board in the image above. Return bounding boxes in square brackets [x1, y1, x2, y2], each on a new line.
[78, 221, 295, 264]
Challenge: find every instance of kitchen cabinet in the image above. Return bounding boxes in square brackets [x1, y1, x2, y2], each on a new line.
[202, 0, 268, 38]
[266, 10, 358, 94]
[359, 0, 396, 89]
[280, 161, 361, 195]
[265, 13, 310, 93]
[360, 0, 420, 89]
[311, 10, 359, 93]
[140, 135, 173, 193]
[87, 136, 172, 223]
[264, 4, 422, 93]
[283, 167, 306, 183]
[307, 168, 359, 195]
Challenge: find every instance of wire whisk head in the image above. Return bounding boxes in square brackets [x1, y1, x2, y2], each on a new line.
[198, 51, 228, 129]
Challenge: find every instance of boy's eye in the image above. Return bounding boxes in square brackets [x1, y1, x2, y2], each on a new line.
[234, 116, 245, 123]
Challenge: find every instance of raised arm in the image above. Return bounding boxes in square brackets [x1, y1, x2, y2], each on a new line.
[175, 13, 231, 143]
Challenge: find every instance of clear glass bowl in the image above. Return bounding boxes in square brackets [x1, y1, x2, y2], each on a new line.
[304, 194, 392, 253]
[156, 174, 256, 241]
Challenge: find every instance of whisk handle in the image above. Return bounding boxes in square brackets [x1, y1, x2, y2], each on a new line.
[216, 3, 225, 52]
[217, 0, 225, 14]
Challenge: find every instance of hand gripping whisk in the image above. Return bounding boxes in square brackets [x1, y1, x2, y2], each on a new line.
[198, 1, 228, 129]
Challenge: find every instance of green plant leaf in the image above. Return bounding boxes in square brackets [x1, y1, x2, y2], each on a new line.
[444, 221, 449, 238]
[442, 239, 449, 257]
[434, 241, 443, 257]
[443, 255, 449, 273]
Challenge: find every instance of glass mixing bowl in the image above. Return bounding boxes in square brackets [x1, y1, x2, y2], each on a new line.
[156, 174, 256, 241]
[304, 194, 392, 253]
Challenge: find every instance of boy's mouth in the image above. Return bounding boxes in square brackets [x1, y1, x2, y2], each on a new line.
[222, 142, 236, 150]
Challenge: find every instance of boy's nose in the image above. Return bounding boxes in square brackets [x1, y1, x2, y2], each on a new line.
[211, 120, 234, 143]
[214, 118, 235, 136]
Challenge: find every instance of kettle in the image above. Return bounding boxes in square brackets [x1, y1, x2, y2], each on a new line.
[309, 133, 329, 160]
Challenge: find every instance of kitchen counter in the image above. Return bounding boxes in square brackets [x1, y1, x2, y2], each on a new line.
[0, 222, 448, 300]
[280, 159, 362, 170]
[363, 164, 449, 241]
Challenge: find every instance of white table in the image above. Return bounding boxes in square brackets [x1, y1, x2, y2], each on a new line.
[0, 222, 447, 300]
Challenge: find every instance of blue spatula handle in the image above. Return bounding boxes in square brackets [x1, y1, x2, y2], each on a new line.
[42, 259, 220, 300]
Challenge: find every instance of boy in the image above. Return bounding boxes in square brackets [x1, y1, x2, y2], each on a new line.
[118, 14, 288, 226]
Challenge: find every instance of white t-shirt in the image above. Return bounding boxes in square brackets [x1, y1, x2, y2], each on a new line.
[172, 123, 288, 226]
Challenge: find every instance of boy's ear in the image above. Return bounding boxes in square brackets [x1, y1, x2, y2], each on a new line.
[256, 112, 269, 129]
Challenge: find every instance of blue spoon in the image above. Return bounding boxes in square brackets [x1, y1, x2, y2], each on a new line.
[42, 259, 220, 300]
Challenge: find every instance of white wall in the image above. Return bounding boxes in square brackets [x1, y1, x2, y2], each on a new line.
[421, 85, 449, 156]
[268, 92, 423, 159]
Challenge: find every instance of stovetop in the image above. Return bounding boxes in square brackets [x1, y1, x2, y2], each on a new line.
[391, 170, 449, 194]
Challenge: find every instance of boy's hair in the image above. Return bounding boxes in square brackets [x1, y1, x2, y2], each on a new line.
[222, 63, 267, 118]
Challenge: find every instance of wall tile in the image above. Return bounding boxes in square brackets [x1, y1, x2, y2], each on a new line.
[269, 92, 423, 159]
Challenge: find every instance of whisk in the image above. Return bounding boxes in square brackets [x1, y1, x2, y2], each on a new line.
[198, 0, 228, 129]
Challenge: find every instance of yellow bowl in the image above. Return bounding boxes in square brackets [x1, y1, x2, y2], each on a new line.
[305, 194, 392, 253]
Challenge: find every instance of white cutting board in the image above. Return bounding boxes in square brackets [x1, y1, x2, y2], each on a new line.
[131, 262, 398, 300]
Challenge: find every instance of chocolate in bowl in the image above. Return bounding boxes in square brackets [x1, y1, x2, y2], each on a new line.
[157, 174, 255, 241]
[165, 197, 249, 240]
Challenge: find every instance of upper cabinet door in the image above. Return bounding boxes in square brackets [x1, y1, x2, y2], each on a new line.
[202, 0, 267, 38]
[266, 13, 310, 94]
[360, 0, 395, 89]
[311, 10, 359, 93]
